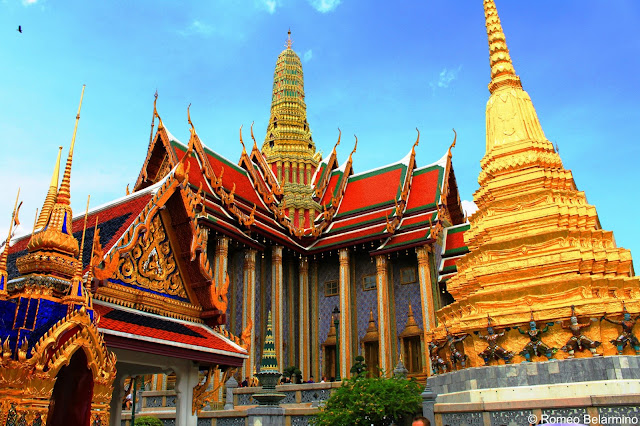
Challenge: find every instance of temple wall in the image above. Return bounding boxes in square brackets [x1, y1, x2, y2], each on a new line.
[317, 254, 339, 347]
[392, 254, 423, 335]
[353, 252, 377, 343]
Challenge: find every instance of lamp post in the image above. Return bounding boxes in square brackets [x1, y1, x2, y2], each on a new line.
[333, 306, 341, 381]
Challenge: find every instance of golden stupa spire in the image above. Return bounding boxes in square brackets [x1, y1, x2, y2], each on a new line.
[57, 84, 85, 206]
[35, 146, 63, 230]
[483, 0, 521, 93]
[21, 86, 86, 273]
[0, 189, 20, 298]
[66, 195, 90, 305]
[286, 28, 292, 49]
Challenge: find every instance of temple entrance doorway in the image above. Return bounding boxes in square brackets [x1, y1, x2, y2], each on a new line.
[46, 349, 94, 426]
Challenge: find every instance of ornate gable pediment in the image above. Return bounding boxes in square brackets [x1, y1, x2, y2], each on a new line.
[115, 213, 188, 300]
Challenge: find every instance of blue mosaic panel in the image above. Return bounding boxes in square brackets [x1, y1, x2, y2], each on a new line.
[440, 411, 483, 426]
[161, 420, 175, 426]
[217, 418, 244, 426]
[237, 393, 254, 406]
[197, 419, 211, 426]
[353, 253, 377, 344]
[291, 416, 311, 426]
[145, 396, 163, 408]
[490, 410, 533, 426]
[282, 260, 289, 366]
[392, 257, 423, 336]
[317, 256, 339, 348]
[281, 390, 296, 404]
[301, 389, 331, 403]
[234, 251, 244, 336]
[166, 395, 176, 407]
[253, 256, 262, 361]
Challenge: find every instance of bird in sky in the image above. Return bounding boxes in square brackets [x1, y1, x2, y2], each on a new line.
[17, 25, 22, 33]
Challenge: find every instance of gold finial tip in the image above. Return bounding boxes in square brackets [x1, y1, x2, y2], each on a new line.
[286, 28, 292, 49]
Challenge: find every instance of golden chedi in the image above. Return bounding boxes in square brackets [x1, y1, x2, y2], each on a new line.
[430, 0, 640, 366]
[262, 30, 322, 228]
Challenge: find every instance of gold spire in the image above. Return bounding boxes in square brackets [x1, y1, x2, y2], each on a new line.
[57, 84, 85, 206]
[21, 86, 86, 274]
[0, 189, 20, 298]
[36, 146, 63, 229]
[286, 28, 292, 49]
[483, 0, 521, 93]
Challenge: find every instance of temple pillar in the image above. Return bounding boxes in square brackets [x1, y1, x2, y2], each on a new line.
[338, 248, 352, 379]
[271, 245, 284, 370]
[416, 245, 435, 374]
[310, 260, 320, 380]
[108, 371, 127, 426]
[243, 249, 257, 379]
[276, 161, 282, 183]
[299, 256, 310, 380]
[284, 161, 290, 183]
[174, 361, 199, 426]
[214, 236, 230, 295]
[375, 255, 394, 376]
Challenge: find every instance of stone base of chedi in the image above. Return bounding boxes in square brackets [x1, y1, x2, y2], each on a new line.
[426, 0, 640, 368]
[425, 356, 640, 426]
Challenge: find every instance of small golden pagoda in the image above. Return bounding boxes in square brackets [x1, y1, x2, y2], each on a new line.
[431, 0, 640, 364]
[261, 30, 322, 228]
[0, 87, 116, 425]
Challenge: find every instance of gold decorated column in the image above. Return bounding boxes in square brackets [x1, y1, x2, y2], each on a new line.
[214, 236, 230, 294]
[375, 255, 393, 376]
[299, 256, 310, 380]
[416, 245, 435, 375]
[271, 245, 284, 371]
[310, 260, 320, 380]
[338, 248, 353, 378]
[242, 249, 257, 379]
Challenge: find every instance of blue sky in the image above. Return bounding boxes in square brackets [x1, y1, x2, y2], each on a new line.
[1, 0, 639, 261]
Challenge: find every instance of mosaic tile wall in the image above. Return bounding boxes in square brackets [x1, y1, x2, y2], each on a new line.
[317, 255, 339, 348]
[282, 259, 290, 366]
[253, 255, 262, 361]
[232, 250, 244, 336]
[353, 252, 377, 344]
[392, 254, 423, 336]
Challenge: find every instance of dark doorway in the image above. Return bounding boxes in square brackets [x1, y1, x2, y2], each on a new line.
[46, 348, 94, 426]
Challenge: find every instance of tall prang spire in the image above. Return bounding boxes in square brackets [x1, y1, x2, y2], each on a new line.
[262, 30, 321, 229]
[429, 1, 639, 365]
[35, 146, 63, 230]
[20, 86, 86, 277]
[481, 0, 552, 158]
[483, 0, 521, 93]
[57, 84, 85, 206]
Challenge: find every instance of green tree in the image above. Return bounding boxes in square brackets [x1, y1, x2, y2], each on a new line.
[134, 416, 163, 426]
[312, 374, 423, 426]
[350, 355, 367, 377]
[283, 365, 302, 383]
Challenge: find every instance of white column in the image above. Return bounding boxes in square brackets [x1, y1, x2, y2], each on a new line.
[174, 361, 200, 426]
[109, 371, 128, 426]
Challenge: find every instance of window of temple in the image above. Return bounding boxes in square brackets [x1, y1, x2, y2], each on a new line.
[399, 304, 424, 376]
[322, 318, 338, 380]
[166, 372, 176, 391]
[362, 274, 376, 291]
[363, 341, 379, 377]
[400, 267, 417, 285]
[324, 280, 338, 297]
[361, 310, 380, 377]
[324, 345, 337, 380]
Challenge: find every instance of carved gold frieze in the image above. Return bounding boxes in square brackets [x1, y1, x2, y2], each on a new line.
[116, 214, 187, 298]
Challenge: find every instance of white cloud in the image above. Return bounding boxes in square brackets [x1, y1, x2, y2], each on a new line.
[303, 49, 313, 62]
[461, 200, 478, 220]
[22, 0, 38, 5]
[179, 20, 214, 37]
[260, 0, 278, 14]
[430, 66, 462, 90]
[308, 0, 341, 13]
